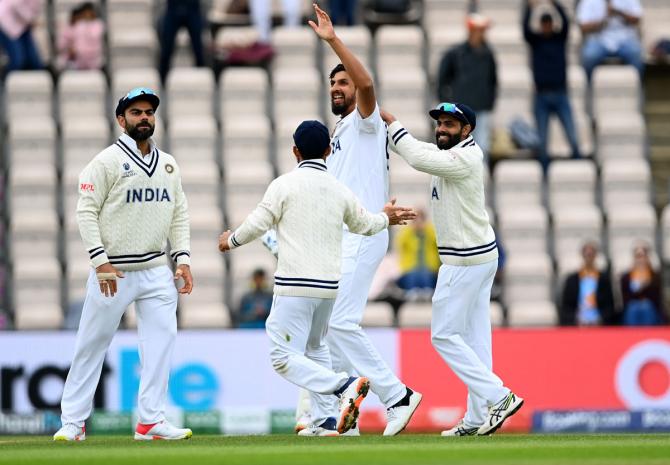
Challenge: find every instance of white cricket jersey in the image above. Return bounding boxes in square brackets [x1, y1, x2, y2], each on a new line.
[77, 133, 191, 271]
[387, 121, 498, 267]
[327, 104, 389, 214]
[227, 159, 389, 299]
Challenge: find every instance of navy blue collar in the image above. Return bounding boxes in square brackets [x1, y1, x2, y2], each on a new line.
[115, 134, 159, 177]
[297, 159, 327, 172]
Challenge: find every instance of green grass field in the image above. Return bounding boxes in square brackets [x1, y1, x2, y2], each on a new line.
[1, 434, 669, 465]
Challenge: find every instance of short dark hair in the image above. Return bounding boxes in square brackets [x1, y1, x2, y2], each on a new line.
[252, 268, 266, 278]
[329, 63, 346, 80]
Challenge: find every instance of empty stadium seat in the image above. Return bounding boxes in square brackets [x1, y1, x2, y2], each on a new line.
[109, 29, 158, 70]
[222, 117, 273, 185]
[272, 26, 317, 69]
[8, 117, 56, 166]
[166, 68, 216, 119]
[6, 71, 53, 119]
[547, 159, 597, 211]
[606, 203, 657, 260]
[378, 67, 428, 117]
[552, 205, 603, 259]
[219, 68, 269, 121]
[505, 253, 553, 304]
[592, 65, 641, 117]
[498, 205, 549, 255]
[427, 28, 462, 80]
[507, 300, 558, 327]
[322, 26, 372, 75]
[376, 25, 424, 72]
[169, 115, 218, 164]
[493, 159, 543, 209]
[62, 117, 111, 184]
[272, 67, 321, 122]
[58, 70, 107, 121]
[601, 159, 651, 210]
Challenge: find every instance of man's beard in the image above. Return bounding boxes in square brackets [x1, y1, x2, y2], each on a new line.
[436, 131, 462, 150]
[127, 122, 154, 141]
[331, 94, 353, 116]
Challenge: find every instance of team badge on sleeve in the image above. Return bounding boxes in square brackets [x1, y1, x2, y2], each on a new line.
[165, 164, 174, 174]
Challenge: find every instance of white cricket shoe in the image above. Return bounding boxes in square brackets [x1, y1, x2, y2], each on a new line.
[336, 377, 370, 434]
[134, 421, 193, 440]
[383, 389, 423, 436]
[441, 419, 479, 437]
[295, 413, 311, 433]
[341, 423, 360, 436]
[297, 418, 339, 437]
[53, 424, 85, 441]
[477, 391, 524, 436]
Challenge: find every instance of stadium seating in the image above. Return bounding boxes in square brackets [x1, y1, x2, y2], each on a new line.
[0, 0, 663, 330]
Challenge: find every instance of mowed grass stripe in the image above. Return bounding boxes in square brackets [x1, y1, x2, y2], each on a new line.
[0, 434, 669, 465]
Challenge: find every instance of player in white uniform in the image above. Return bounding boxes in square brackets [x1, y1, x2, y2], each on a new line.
[219, 120, 416, 436]
[54, 88, 194, 441]
[381, 102, 524, 436]
[292, 4, 422, 436]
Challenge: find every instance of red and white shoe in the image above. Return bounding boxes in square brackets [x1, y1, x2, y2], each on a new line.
[53, 424, 85, 441]
[134, 421, 193, 441]
[336, 377, 370, 434]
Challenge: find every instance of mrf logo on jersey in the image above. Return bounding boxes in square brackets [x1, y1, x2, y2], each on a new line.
[126, 188, 171, 203]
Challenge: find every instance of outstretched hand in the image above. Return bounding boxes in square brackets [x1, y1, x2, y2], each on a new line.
[219, 230, 232, 252]
[308, 3, 336, 42]
[383, 198, 417, 226]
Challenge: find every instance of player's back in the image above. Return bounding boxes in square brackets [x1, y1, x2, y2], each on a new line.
[272, 160, 353, 282]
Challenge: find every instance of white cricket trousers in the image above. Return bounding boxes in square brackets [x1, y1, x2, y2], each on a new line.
[326, 230, 406, 407]
[266, 295, 349, 426]
[60, 266, 178, 427]
[431, 260, 510, 426]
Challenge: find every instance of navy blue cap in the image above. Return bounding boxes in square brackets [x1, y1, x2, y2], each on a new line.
[115, 87, 160, 117]
[293, 120, 330, 158]
[429, 102, 476, 131]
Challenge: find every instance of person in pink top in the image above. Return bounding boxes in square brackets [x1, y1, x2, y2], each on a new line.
[57, 2, 105, 71]
[0, 0, 44, 74]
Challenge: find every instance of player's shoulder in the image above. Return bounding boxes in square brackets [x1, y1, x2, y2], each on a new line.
[91, 142, 124, 167]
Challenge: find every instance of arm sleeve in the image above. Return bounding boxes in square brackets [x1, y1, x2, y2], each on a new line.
[76, 158, 113, 267]
[342, 188, 389, 236]
[357, 104, 383, 134]
[228, 180, 283, 249]
[387, 121, 472, 180]
[168, 170, 191, 266]
[556, 2, 569, 39]
[523, 6, 535, 43]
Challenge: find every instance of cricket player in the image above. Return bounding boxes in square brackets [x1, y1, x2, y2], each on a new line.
[381, 103, 523, 436]
[219, 120, 416, 436]
[54, 88, 194, 441]
[291, 3, 422, 437]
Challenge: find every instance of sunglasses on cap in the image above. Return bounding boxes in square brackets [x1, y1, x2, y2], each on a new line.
[435, 102, 463, 115]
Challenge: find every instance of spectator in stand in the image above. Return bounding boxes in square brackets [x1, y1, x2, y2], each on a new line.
[237, 268, 273, 328]
[576, 0, 644, 81]
[523, 0, 582, 174]
[394, 208, 440, 301]
[0, 0, 43, 75]
[330, 0, 357, 26]
[57, 2, 105, 71]
[159, 0, 206, 82]
[560, 240, 616, 326]
[620, 242, 664, 325]
[250, 0, 301, 43]
[437, 13, 497, 158]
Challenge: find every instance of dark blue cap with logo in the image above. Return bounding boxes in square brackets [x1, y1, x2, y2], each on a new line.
[115, 87, 160, 117]
[429, 102, 476, 131]
[293, 120, 331, 158]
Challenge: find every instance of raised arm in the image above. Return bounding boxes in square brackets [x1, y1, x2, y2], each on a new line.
[309, 3, 376, 118]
